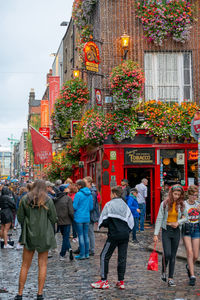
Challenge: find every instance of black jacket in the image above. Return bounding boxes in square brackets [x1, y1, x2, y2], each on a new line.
[54, 192, 74, 225]
[100, 217, 130, 241]
[0, 187, 16, 210]
[90, 186, 100, 223]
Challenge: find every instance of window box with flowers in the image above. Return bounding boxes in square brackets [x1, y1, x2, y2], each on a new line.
[141, 100, 199, 141]
[136, 0, 196, 46]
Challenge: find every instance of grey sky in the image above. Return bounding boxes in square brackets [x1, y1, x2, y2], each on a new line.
[0, 0, 73, 147]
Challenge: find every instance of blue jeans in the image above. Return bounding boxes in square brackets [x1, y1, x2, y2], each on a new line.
[88, 222, 95, 254]
[76, 222, 89, 257]
[136, 203, 146, 231]
[132, 217, 138, 240]
[72, 221, 77, 238]
[59, 225, 71, 257]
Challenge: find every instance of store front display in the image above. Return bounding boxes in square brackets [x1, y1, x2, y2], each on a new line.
[78, 131, 197, 224]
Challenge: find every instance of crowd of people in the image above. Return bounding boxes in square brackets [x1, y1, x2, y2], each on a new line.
[0, 177, 200, 299]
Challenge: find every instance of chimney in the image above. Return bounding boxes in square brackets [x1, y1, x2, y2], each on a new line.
[29, 88, 35, 102]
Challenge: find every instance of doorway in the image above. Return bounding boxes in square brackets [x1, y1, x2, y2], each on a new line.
[126, 167, 154, 222]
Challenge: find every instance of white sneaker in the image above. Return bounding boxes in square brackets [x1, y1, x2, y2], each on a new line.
[4, 244, 14, 249]
[16, 244, 23, 250]
[59, 256, 66, 261]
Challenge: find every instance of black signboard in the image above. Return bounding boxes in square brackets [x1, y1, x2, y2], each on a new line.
[124, 148, 155, 165]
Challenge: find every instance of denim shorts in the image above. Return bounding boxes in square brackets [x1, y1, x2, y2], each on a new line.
[182, 223, 200, 239]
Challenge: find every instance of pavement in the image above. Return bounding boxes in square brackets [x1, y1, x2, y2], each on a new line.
[0, 226, 200, 300]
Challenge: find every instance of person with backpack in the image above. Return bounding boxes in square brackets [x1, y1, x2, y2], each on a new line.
[91, 186, 134, 290]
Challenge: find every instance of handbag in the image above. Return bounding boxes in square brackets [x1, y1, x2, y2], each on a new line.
[147, 242, 158, 271]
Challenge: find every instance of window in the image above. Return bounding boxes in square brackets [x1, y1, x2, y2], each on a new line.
[144, 52, 192, 102]
[4, 157, 10, 169]
[160, 149, 185, 185]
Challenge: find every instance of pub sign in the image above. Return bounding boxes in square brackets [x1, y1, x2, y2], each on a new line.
[83, 41, 100, 72]
[124, 148, 155, 165]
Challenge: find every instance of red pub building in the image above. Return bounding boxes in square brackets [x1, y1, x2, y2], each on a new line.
[64, 0, 200, 223]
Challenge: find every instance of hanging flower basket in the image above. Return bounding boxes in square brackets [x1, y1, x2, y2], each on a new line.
[136, 0, 196, 46]
[109, 60, 145, 109]
[52, 78, 89, 136]
[72, 0, 97, 31]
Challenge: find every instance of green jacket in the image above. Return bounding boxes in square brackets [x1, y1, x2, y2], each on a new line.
[17, 195, 57, 253]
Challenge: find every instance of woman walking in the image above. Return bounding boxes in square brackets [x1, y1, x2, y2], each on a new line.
[153, 184, 187, 287]
[0, 186, 16, 248]
[73, 179, 93, 260]
[14, 180, 57, 300]
[182, 185, 200, 286]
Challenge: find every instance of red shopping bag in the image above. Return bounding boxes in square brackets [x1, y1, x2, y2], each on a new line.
[147, 243, 158, 271]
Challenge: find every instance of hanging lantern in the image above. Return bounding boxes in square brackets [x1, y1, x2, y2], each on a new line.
[121, 33, 130, 49]
[190, 164, 196, 172]
[163, 158, 170, 165]
[73, 69, 80, 78]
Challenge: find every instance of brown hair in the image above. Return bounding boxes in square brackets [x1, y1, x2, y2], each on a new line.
[163, 184, 185, 212]
[84, 176, 93, 184]
[27, 180, 48, 209]
[111, 186, 123, 198]
[69, 183, 78, 194]
[19, 186, 28, 196]
[26, 183, 33, 192]
[76, 179, 86, 189]
[188, 185, 198, 196]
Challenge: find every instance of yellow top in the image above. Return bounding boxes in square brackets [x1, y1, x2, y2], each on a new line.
[167, 202, 178, 223]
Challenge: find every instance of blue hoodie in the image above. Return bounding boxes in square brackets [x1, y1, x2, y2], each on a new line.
[127, 194, 139, 218]
[73, 187, 93, 223]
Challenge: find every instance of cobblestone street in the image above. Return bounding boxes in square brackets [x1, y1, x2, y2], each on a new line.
[1, 228, 200, 300]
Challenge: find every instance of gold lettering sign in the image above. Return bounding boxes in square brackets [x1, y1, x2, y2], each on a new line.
[124, 148, 155, 165]
[188, 150, 198, 160]
[83, 42, 100, 73]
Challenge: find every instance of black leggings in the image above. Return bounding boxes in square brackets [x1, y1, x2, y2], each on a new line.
[162, 226, 180, 278]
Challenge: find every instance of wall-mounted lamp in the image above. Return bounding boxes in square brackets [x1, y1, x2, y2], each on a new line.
[73, 69, 80, 79]
[121, 33, 130, 60]
[60, 21, 69, 26]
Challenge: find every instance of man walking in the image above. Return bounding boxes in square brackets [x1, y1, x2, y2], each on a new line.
[135, 178, 148, 232]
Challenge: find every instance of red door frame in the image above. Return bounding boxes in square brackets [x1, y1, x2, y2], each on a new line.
[124, 165, 155, 224]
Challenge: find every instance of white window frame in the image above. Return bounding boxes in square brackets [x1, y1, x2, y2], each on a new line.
[144, 52, 192, 103]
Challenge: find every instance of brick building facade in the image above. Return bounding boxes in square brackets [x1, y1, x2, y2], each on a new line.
[64, 0, 200, 105]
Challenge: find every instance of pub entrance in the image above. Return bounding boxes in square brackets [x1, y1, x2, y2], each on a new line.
[126, 167, 154, 223]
